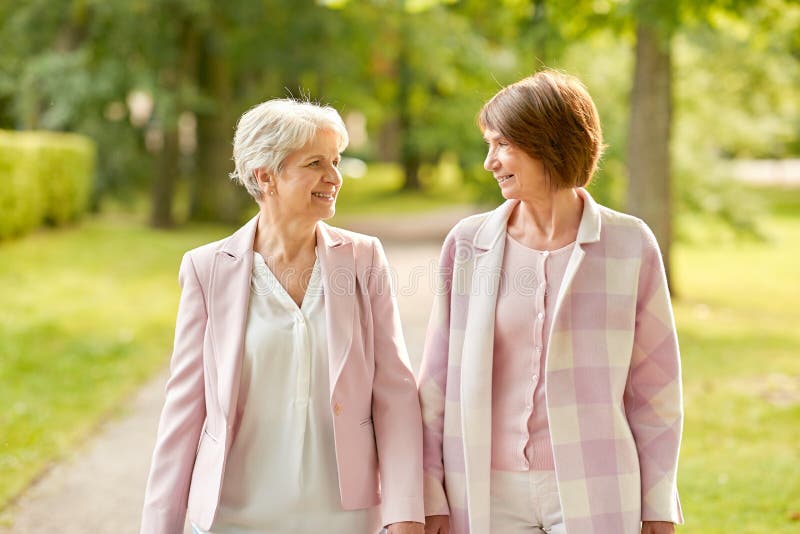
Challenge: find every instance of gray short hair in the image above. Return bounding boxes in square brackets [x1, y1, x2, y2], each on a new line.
[230, 98, 349, 199]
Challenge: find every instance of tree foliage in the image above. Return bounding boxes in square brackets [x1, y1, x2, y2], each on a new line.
[0, 0, 796, 244]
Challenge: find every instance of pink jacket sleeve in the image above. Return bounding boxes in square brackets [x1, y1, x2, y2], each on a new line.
[368, 238, 425, 526]
[417, 232, 457, 517]
[141, 252, 207, 534]
[624, 222, 684, 524]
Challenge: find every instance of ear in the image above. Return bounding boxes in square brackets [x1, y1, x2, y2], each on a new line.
[254, 168, 271, 185]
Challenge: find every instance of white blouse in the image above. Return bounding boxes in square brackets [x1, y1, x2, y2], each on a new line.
[195, 251, 380, 533]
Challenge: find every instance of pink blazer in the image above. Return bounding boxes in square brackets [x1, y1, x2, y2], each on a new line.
[419, 189, 684, 534]
[141, 215, 424, 533]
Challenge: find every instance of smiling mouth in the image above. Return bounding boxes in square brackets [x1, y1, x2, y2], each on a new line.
[496, 174, 514, 184]
[312, 192, 335, 200]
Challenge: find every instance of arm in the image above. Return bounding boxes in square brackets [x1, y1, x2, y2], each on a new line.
[642, 521, 676, 533]
[368, 238, 425, 528]
[417, 233, 456, 524]
[623, 222, 684, 525]
[141, 253, 208, 534]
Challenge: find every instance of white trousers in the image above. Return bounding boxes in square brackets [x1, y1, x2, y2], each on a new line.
[490, 470, 566, 534]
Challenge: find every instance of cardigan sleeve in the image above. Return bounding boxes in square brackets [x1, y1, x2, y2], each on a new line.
[141, 252, 208, 534]
[417, 231, 457, 517]
[623, 221, 684, 524]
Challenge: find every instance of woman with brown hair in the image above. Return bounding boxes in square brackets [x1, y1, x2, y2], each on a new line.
[419, 71, 683, 534]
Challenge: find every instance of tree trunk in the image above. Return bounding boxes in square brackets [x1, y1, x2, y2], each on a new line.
[190, 34, 248, 223]
[627, 22, 674, 291]
[151, 128, 179, 228]
[149, 16, 198, 228]
[397, 18, 421, 192]
[402, 151, 421, 192]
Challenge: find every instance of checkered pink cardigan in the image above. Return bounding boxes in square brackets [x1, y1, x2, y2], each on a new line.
[418, 189, 684, 533]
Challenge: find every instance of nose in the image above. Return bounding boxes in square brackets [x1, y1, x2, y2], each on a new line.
[324, 164, 343, 187]
[484, 148, 497, 172]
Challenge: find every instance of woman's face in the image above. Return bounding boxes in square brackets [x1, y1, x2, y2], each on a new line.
[264, 128, 343, 223]
[483, 128, 548, 200]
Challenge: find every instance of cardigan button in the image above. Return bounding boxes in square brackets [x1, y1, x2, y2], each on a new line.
[333, 402, 343, 416]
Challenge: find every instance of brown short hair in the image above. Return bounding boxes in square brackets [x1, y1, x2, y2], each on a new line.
[479, 70, 604, 189]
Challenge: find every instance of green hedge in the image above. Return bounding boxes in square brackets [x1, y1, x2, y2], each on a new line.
[0, 130, 96, 240]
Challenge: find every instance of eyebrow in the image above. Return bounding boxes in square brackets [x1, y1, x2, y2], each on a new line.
[304, 153, 339, 161]
[483, 133, 504, 142]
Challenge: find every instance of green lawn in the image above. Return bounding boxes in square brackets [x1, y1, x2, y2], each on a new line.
[0, 185, 798, 531]
[673, 203, 800, 533]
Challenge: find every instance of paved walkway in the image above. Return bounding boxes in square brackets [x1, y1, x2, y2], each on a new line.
[0, 229, 455, 532]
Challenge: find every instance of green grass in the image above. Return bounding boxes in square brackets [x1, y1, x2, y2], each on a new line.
[0, 183, 798, 532]
[673, 189, 800, 533]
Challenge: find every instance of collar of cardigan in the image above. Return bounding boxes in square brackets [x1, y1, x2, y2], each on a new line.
[472, 187, 602, 252]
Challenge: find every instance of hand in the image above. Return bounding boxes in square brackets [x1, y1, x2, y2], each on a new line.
[642, 521, 675, 534]
[424, 515, 450, 534]
[387, 521, 424, 534]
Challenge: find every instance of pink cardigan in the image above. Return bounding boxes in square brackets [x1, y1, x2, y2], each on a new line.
[490, 235, 572, 471]
[141, 215, 424, 533]
[418, 189, 684, 534]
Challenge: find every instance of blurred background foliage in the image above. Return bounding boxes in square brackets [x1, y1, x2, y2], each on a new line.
[0, 0, 797, 232]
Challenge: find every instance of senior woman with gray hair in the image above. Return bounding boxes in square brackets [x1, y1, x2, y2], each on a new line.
[141, 99, 425, 534]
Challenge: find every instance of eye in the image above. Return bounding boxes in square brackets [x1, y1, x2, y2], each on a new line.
[308, 160, 320, 167]
[332, 159, 340, 168]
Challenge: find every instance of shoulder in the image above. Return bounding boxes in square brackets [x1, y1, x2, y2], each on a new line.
[595, 204, 661, 258]
[180, 236, 229, 285]
[330, 225, 379, 247]
[446, 207, 498, 244]
[320, 223, 381, 256]
[597, 203, 644, 230]
[183, 236, 227, 264]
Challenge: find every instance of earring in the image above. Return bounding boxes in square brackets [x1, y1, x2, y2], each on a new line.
[268, 190, 275, 196]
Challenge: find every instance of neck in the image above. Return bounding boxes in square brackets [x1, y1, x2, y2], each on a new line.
[254, 205, 318, 262]
[510, 187, 583, 243]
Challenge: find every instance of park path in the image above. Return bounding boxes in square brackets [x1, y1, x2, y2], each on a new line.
[0, 210, 473, 533]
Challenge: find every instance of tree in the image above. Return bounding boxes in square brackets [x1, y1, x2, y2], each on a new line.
[627, 11, 675, 285]
[331, 0, 513, 191]
[625, 0, 765, 289]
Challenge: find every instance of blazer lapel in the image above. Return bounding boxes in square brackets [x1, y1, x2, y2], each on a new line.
[460, 200, 516, 532]
[209, 215, 258, 424]
[316, 222, 356, 394]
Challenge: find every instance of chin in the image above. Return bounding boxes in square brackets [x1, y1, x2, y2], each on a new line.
[499, 187, 520, 200]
